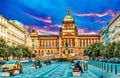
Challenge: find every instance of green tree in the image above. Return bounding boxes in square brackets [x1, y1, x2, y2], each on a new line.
[0, 38, 11, 60]
[114, 42, 120, 57]
[14, 45, 23, 60]
[106, 42, 115, 58]
[99, 44, 105, 58]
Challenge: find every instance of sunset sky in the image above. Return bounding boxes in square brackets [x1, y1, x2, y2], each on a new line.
[0, 0, 120, 35]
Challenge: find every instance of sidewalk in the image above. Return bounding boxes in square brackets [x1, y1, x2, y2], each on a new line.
[0, 62, 119, 78]
[88, 65, 120, 78]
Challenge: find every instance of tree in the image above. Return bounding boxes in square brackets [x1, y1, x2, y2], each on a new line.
[91, 43, 101, 59]
[14, 45, 23, 60]
[114, 42, 120, 57]
[100, 43, 105, 58]
[0, 38, 11, 60]
[106, 42, 115, 58]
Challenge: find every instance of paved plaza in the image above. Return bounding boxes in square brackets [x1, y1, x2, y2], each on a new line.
[0, 62, 120, 78]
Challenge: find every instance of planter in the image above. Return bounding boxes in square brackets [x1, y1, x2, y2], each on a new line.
[9, 70, 14, 76]
[72, 71, 80, 76]
[36, 66, 39, 68]
[19, 69, 23, 73]
[72, 69, 80, 76]
[72, 65, 74, 69]
[31, 65, 39, 69]
[2, 71, 10, 76]
[14, 69, 20, 74]
[31, 65, 36, 69]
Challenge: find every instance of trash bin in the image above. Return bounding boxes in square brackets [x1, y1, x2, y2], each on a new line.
[84, 63, 88, 71]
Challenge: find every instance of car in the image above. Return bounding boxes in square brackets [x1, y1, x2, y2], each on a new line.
[113, 58, 120, 63]
[107, 58, 114, 63]
[20, 58, 30, 63]
[2, 60, 22, 71]
[99, 59, 107, 62]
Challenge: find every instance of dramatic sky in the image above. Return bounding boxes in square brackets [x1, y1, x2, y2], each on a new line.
[0, 0, 120, 35]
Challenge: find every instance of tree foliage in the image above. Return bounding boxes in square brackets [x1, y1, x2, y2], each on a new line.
[0, 38, 32, 60]
[84, 42, 120, 59]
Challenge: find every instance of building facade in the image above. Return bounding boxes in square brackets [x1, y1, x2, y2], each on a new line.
[100, 26, 109, 45]
[30, 10, 100, 59]
[108, 12, 120, 43]
[0, 15, 28, 46]
[100, 12, 120, 44]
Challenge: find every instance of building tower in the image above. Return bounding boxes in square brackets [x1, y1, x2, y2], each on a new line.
[59, 9, 78, 58]
[60, 9, 78, 36]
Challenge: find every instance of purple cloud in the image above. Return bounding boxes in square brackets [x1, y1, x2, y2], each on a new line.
[73, 10, 115, 17]
[25, 13, 52, 23]
[25, 24, 97, 35]
[78, 28, 97, 35]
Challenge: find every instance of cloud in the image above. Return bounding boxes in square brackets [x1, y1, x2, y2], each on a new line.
[94, 20, 110, 23]
[38, 29, 59, 35]
[78, 28, 97, 35]
[73, 10, 115, 17]
[24, 24, 59, 35]
[25, 24, 97, 35]
[25, 13, 52, 23]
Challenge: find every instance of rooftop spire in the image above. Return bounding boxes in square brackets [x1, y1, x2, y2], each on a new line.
[67, 9, 70, 15]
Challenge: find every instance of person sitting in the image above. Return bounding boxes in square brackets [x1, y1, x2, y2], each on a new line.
[48, 60, 51, 64]
[38, 61, 42, 68]
[71, 60, 74, 63]
[75, 61, 83, 73]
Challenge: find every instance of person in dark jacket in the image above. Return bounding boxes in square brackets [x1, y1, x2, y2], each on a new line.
[75, 61, 83, 73]
[38, 61, 42, 68]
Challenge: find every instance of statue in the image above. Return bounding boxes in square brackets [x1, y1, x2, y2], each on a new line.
[65, 41, 68, 47]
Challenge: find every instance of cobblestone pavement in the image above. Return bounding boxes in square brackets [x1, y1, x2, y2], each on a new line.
[0, 62, 119, 78]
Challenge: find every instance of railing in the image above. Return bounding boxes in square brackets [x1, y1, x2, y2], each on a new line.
[88, 60, 120, 75]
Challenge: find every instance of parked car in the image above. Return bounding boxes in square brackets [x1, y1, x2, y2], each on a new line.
[107, 58, 114, 63]
[98, 59, 107, 62]
[20, 58, 29, 63]
[2, 60, 22, 71]
[115, 58, 120, 63]
[107, 58, 120, 63]
[112, 58, 120, 63]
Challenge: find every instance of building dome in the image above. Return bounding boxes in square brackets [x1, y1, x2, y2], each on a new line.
[63, 9, 74, 22]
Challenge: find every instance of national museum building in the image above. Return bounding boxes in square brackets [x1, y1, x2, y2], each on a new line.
[30, 10, 101, 59]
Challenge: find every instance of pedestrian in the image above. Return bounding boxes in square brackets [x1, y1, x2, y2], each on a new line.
[38, 61, 42, 68]
[75, 61, 83, 73]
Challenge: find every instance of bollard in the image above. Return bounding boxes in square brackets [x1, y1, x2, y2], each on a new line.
[101, 63, 103, 69]
[111, 64, 113, 72]
[107, 63, 109, 72]
[104, 63, 105, 70]
[102, 63, 103, 69]
[115, 65, 117, 74]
